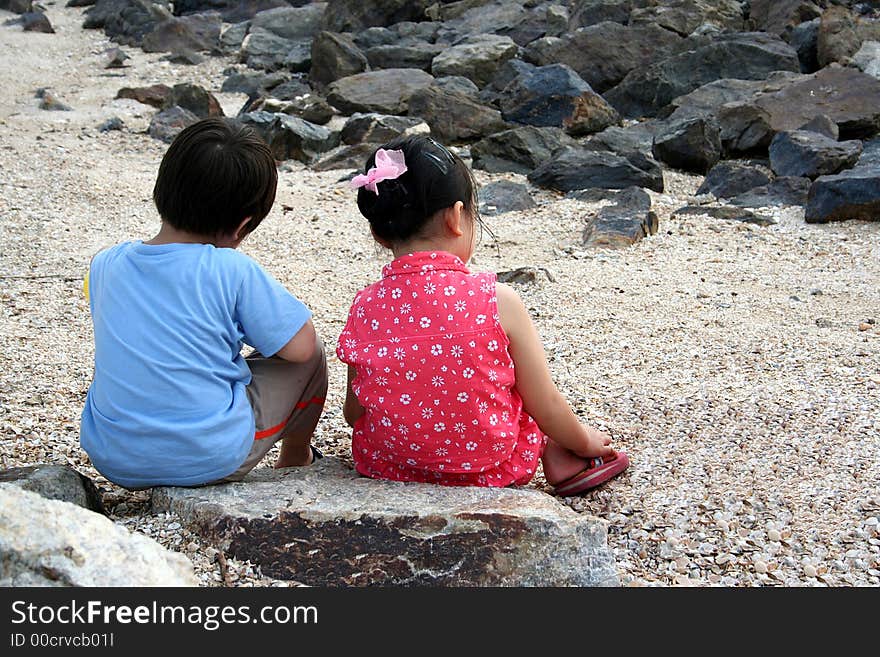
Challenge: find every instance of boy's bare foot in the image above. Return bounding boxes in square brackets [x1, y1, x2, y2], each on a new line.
[274, 443, 317, 468]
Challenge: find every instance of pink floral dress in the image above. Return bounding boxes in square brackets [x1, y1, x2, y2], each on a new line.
[336, 251, 547, 486]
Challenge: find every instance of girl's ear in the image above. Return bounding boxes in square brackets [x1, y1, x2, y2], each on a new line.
[443, 201, 465, 237]
[232, 216, 253, 242]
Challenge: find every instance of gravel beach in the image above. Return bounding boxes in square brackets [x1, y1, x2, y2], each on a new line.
[1, 6, 878, 587]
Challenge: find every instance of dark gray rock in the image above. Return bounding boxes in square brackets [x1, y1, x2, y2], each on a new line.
[479, 180, 536, 215]
[434, 75, 480, 96]
[366, 42, 443, 71]
[478, 58, 536, 106]
[790, 17, 820, 73]
[239, 112, 340, 163]
[310, 31, 368, 86]
[524, 22, 683, 94]
[341, 113, 429, 145]
[582, 186, 658, 248]
[747, 0, 822, 37]
[174, 0, 292, 23]
[250, 4, 326, 40]
[665, 78, 774, 123]
[0, 0, 34, 13]
[431, 34, 519, 88]
[148, 105, 199, 143]
[471, 125, 576, 174]
[568, 0, 636, 29]
[326, 68, 434, 115]
[752, 67, 880, 139]
[322, 0, 432, 33]
[267, 77, 312, 100]
[246, 95, 334, 125]
[853, 40, 880, 79]
[219, 20, 249, 53]
[98, 116, 126, 132]
[672, 204, 776, 226]
[652, 116, 721, 174]
[629, 0, 744, 36]
[408, 85, 508, 143]
[528, 145, 664, 192]
[141, 12, 221, 53]
[433, 0, 541, 46]
[799, 114, 839, 140]
[696, 160, 774, 199]
[283, 41, 313, 73]
[605, 32, 801, 119]
[729, 176, 811, 208]
[717, 101, 775, 156]
[769, 130, 862, 179]
[152, 457, 619, 586]
[1, 485, 197, 586]
[498, 63, 619, 136]
[220, 71, 288, 96]
[103, 47, 130, 68]
[20, 12, 55, 33]
[241, 27, 308, 71]
[164, 49, 205, 65]
[0, 465, 104, 513]
[805, 165, 880, 222]
[817, 4, 862, 68]
[116, 83, 172, 108]
[352, 25, 396, 49]
[67, 0, 96, 5]
[165, 83, 223, 119]
[583, 121, 659, 158]
[84, 0, 171, 47]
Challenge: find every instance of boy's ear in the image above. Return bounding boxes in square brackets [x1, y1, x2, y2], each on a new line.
[232, 216, 253, 241]
[444, 201, 465, 237]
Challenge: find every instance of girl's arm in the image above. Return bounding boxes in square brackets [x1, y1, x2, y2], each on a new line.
[496, 282, 615, 459]
[343, 364, 365, 427]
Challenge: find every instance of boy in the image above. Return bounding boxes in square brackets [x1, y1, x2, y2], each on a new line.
[80, 117, 327, 488]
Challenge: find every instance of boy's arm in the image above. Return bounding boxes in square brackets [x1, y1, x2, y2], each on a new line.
[343, 365, 365, 427]
[496, 282, 615, 458]
[273, 319, 317, 363]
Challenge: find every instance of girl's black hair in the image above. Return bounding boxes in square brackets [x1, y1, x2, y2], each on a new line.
[153, 117, 277, 238]
[356, 135, 483, 245]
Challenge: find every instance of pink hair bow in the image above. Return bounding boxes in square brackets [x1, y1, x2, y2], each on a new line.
[350, 148, 408, 194]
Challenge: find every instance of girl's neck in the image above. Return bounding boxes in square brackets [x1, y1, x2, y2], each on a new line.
[391, 237, 469, 263]
[145, 223, 238, 249]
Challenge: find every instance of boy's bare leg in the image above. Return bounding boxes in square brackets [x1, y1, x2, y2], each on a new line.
[275, 401, 324, 468]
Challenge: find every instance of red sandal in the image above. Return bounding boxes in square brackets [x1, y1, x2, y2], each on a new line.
[553, 452, 630, 496]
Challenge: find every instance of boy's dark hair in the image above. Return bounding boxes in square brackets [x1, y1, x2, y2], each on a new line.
[356, 135, 482, 244]
[153, 117, 277, 238]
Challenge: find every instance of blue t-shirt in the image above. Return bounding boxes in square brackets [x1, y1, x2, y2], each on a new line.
[80, 241, 311, 488]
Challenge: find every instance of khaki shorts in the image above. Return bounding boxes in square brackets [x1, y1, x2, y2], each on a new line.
[214, 336, 328, 483]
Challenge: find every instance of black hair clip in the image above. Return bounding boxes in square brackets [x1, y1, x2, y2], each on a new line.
[422, 137, 455, 174]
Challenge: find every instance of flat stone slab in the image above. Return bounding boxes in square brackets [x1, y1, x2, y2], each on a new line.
[0, 464, 104, 513]
[153, 457, 619, 587]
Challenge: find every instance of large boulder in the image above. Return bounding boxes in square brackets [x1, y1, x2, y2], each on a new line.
[433, 0, 568, 47]
[326, 68, 435, 115]
[310, 31, 368, 86]
[322, 0, 432, 32]
[524, 22, 683, 94]
[148, 105, 199, 143]
[241, 27, 305, 71]
[729, 176, 812, 208]
[747, 0, 822, 37]
[116, 83, 172, 108]
[696, 160, 774, 199]
[141, 12, 221, 53]
[751, 67, 880, 139]
[652, 116, 721, 174]
[341, 113, 429, 145]
[805, 171, 880, 223]
[581, 186, 658, 248]
[250, 4, 326, 40]
[0, 465, 104, 513]
[583, 121, 660, 158]
[471, 125, 576, 174]
[629, 0, 745, 36]
[173, 0, 296, 23]
[605, 32, 801, 118]
[528, 145, 664, 192]
[0, 0, 34, 13]
[817, 5, 862, 68]
[239, 112, 340, 163]
[568, 0, 635, 29]
[431, 34, 518, 88]
[769, 130, 862, 179]
[717, 100, 775, 156]
[498, 63, 619, 136]
[790, 17, 821, 73]
[0, 485, 197, 586]
[83, 0, 171, 47]
[220, 70, 289, 96]
[852, 40, 880, 79]
[152, 458, 619, 586]
[479, 180, 536, 216]
[366, 42, 443, 71]
[408, 85, 508, 143]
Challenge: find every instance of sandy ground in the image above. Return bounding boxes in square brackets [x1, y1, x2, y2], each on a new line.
[1, 6, 878, 586]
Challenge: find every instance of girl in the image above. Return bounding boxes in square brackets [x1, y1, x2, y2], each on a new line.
[336, 136, 629, 495]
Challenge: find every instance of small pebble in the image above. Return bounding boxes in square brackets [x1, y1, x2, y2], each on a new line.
[804, 564, 818, 578]
[754, 560, 768, 573]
